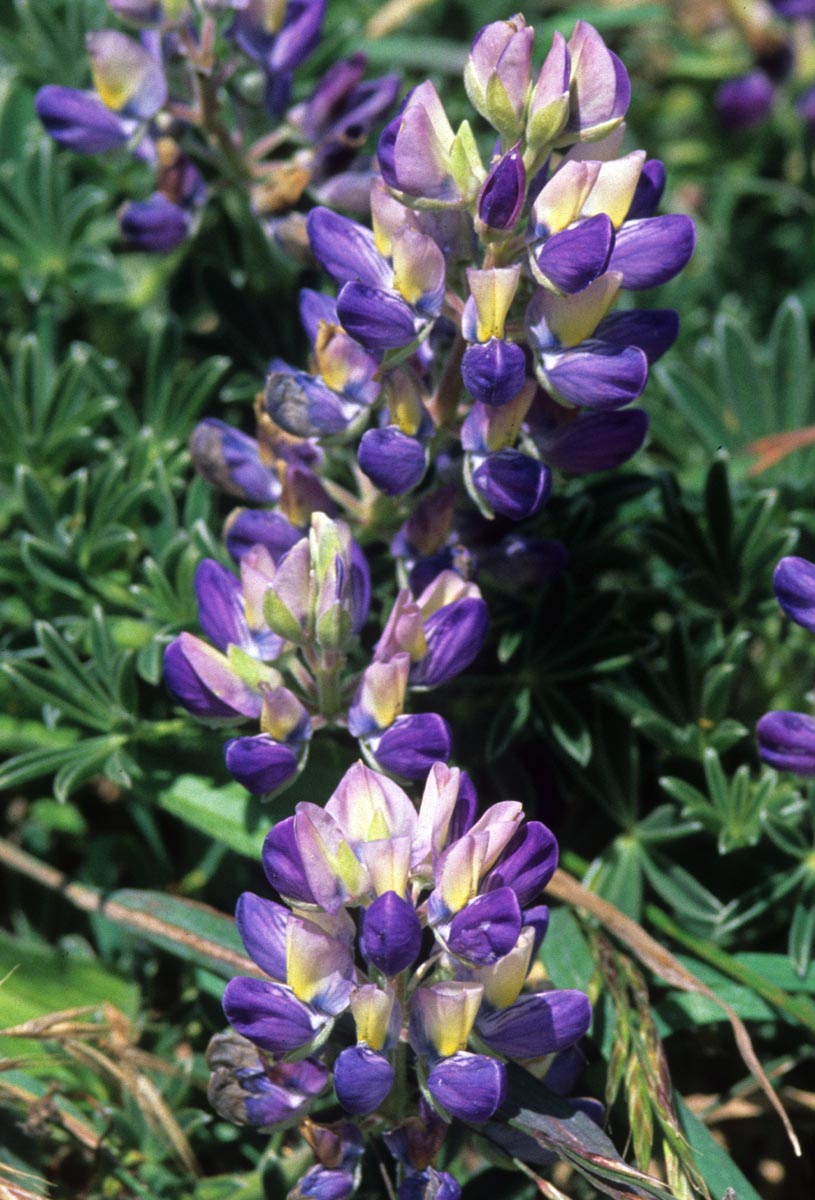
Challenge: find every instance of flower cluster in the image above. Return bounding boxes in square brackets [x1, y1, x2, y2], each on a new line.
[713, 0, 815, 132]
[163, 513, 488, 791]
[261, 15, 694, 520]
[757, 555, 815, 774]
[35, 0, 398, 252]
[208, 760, 592, 1198]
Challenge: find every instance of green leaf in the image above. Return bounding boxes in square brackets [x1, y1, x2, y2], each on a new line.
[0, 929, 139, 1027]
[541, 908, 595, 993]
[104, 889, 247, 979]
[478, 1065, 668, 1199]
[676, 1096, 765, 1200]
[157, 775, 269, 861]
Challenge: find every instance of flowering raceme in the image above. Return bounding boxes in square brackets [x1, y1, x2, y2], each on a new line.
[163, 513, 489, 791]
[208, 761, 593, 1197]
[257, 14, 694, 525]
[35, 0, 398, 253]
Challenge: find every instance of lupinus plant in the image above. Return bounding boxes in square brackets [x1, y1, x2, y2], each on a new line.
[188, 12, 695, 541]
[7, 3, 815, 1199]
[209, 760, 592, 1198]
[35, 0, 399, 252]
[164, 511, 488, 790]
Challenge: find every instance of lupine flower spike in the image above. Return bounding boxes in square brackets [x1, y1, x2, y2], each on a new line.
[209, 761, 594, 1197]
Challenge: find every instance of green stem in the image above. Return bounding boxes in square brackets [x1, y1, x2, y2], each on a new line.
[314, 662, 343, 719]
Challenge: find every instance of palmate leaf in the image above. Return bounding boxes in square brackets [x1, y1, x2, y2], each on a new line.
[653, 297, 815, 487]
[477, 1065, 669, 1200]
[0, 125, 119, 306]
[0, 311, 121, 476]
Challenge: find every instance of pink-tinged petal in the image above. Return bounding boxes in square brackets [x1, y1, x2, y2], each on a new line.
[427, 1052, 506, 1123]
[223, 977, 325, 1053]
[325, 760, 416, 845]
[565, 21, 630, 140]
[86, 30, 167, 119]
[163, 633, 262, 719]
[293, 803, 366, 912]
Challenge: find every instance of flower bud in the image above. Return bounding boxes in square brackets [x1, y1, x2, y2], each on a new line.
[360, 890, 422, 975]
[464, 16, 533, 138]
[773, 556, 815, 632]
[120, 194, 190, 252]
[757, 710, 815, 775]
[477, 143, 526, 231]
[715, 71, 775, 132]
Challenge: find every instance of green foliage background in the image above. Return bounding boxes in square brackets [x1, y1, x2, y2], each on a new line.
[1, 1, 814, 1198]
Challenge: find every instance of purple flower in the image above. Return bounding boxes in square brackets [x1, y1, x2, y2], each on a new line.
[360, 891, 423, 975]
[189, 419, 282, 506]
[757, 711, 815, 775]
[773, 556, 815, 632]
[461, 339, 527, 407]
[358, 426, 428, 496]
[607, 215, 696, 290]
[715, 72, 776, 131]
[426, 1052, 507, 1123]
[464, 16, 534, 139]
[476, 989, 593, 1059]
[565, 21, 630, 142]
[365, 712, 454, 780]
[163, 633, 263, 720]
[119, 194, 190, 251]
[333, 1045, 394, 1115]
[472, 450, 552, 521]
[224, 508, 303, 561]
[478, 143, 526, 231]
[224, 735, 301, 795]
[35, 86, 132, 153]
[207, 1032, 328, 1127]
